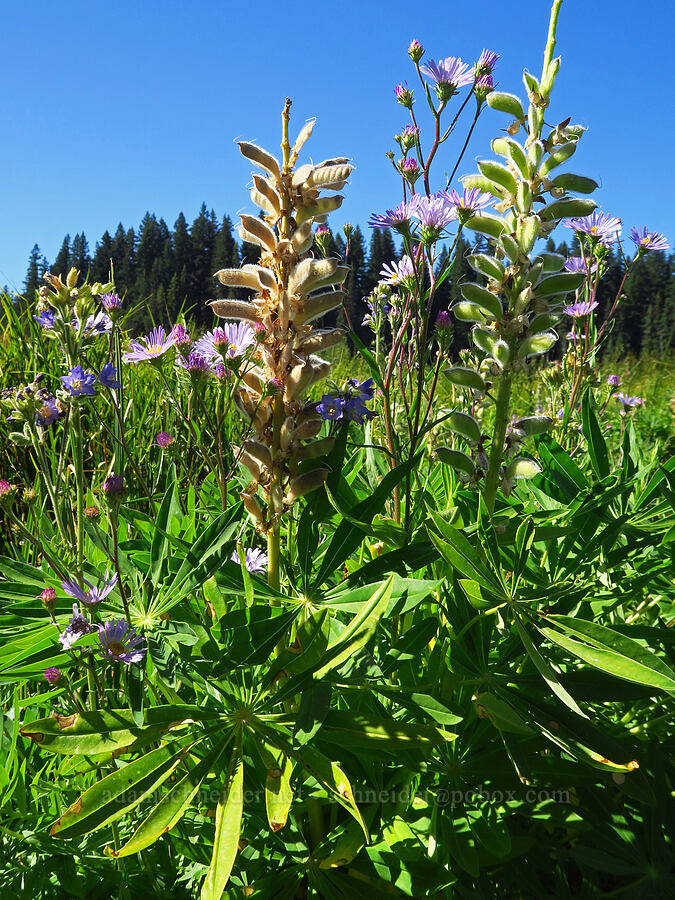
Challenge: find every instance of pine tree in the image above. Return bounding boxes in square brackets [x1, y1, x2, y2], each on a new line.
[342, 226, 367, 339]
[70, 233, 91, 279]
[52, 235, 71, 279]
[23, 244, 46, 299]
[91, 231, 114, 283]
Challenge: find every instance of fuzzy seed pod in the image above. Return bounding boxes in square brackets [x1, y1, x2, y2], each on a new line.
[285, 469, 329, 504]
[241, 492, 265, 523]
[208, 300, 260, 322]
[238, 141, 281, 180]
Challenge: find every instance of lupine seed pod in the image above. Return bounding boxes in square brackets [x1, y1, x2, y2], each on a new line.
[238, 142, 281, 179]
[447, 412, 482, 444]
[242, 492, 265, 523]
[285, 469, 329, 504]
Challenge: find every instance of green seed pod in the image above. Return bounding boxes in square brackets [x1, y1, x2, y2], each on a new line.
[517, 331, 557, 358]
[448, 411, 481, 444]
[295, 195, 344, 225]
[516, 182, 533, 216]
[493, 339, 512, 367]
[461, 173, 506, 198]
[505, 138, 530, 179]
[522, 70, 539, 94]
[292, 221, 314, 254]
[471, 327, 498, 355]
[536, 271, 586, 296]
[514, 416, 552, 436]
[243, 439, 274, 469]
[460, 283, 503, 318]
[491, 137, 510, 157]
[534, 252, 565, 273]
[468, 253, 505, 282]
[453, 301, 493, 323]
[500, 234, 521, 263]
[486, 91, 525, 121]
[529, 312, 561, 332]
[477, 160, 518, 195]
[505, 457, 542, 479]
[540, 56, 561, 97]
[464, 214, 508, 239]
[539, 142, 577, 177]
[437, 447, 476, 476]
[518, 216, 539, 254]
[540, 198, 596, 222]
[444, 366, 487, 392]
[550, 173, 598, 194]
[208, 299, 259, 321]
[528, 141, 544, 170]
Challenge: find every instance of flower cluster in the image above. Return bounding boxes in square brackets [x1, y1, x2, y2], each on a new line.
[59, 363, 120, 396]
[62, 571, 118, 607]
[317, 379, 376, 425]
[369, 189, 492, 236]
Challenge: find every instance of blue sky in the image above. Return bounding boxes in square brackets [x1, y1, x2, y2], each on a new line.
[1, 0, 673, 291]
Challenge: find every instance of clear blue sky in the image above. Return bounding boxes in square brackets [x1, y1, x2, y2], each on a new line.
[1, 0, 673, 292]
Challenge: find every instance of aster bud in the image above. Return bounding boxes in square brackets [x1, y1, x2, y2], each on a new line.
[102, 474, 127, 506]
[394, 82, 414, 108]
[84, 505, 100, 521]
[0, 479, 17, 506]
[44, 667, 62, 685]
[40, 587, 57, 610]
[408, 39, 424, 62]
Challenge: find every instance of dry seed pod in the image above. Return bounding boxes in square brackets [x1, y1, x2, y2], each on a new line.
[243, 440, 274, 470]
[241, 492, 265, 523]
[285, 469, 329, 504]
[208, 300, 260, 321]
[295, 195, 344, 225]
[238, 141, 281, 180]
[239, 215, 278, 253]
[295, 290, 344, 325]
[214, 269, 262, 291]
[251, 174, 282, 215]
[296, 328, 345, 353]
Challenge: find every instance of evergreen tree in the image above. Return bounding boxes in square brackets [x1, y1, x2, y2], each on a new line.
[23, 244, 47, 299]
[91, 231, 114, 283]
[70, 233, 91, 278]
[342, 226, 367, 339]
[52, 235, 71, 279]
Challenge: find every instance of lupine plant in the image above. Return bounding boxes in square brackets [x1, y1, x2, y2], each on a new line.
[0, 2, 674, 898]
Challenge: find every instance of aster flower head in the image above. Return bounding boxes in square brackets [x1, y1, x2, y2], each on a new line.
[98, 362, 120, 390]
[58, 603, 94, 650]
[212, 363, 228, 381]
[369, 196, 419, 232]
[398, 123, 419, 152]
[97, 619, 146, 665]
[317, 395, 345, 421]
[379, 255, 415, 287]
[178, 352, 211, 379]
[442, 187, 492, 222]
[563, 299, 599, 318]
[564, 256, 597, 274]
[475, 49, 499, 76]
[83, 311, 113, 335]
[606, 374, 622, 387]
[629, 227, 670, 253]
[474, 74, 494, 103]
[40, 587, 57, 609]
[420, 56, 474, 100]
[413, 192, 457, 240]
[436, 310, 452, 329]
[230, 547, 268, 574]
[44, 667, 62, 684]
[60, 365, 97, 397]
[563, 211, 622, 246]
[394, 81, 414, 108]
[34, 309, 55, 329]
[401, 157, 420, 184]
[102, 474, 126, 502]
[100, 292, 122, 313]
[408, 39, 424, 62]
[62, 570, 118, 607]
[123, 326, 175, 364]
[615, 393, 644, 408]
[0, 479, 17, 506]
[154, 431, 175, 449]
[171, 323, 192, 347]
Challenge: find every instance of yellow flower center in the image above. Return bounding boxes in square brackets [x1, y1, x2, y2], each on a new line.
[107, 640, 125, 657]
[72, 379, 82, 390]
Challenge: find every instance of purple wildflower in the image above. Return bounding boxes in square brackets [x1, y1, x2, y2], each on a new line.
[40, 587, 57, 609]
[401, 157, 420, 182]
[379, 255, 415, 286]
[420, 57, 474, 98]
[563, 299, 599, 318]
[606, 374, 621, 387]
[615, 393, 644, 408]
[394, 81, 414, 107]
[58, 604, 94, 650]
[315, 224, 330, 235]
[317, 395, 346, 421]
[35, 396, 61, 427]
[98, 362, 120, 389]
[413, 192, 457, 236]
[474, 74, 495, 102]
[83, 312, 112, 335]
[0, 479, 15, 504]
[102, 474, 126, 498]
[171, 323, 192, 347]
[195, 323, 256, 362]
[44, 667, 62, 684]
[34, 310, 55, 329]
[347, 378, 375, 400]
[629, 227, 670, 252]
[399, 124, 419, 152]
[436, 310, 452, 329]
[369, 197, 419, 231]
[178, 352, 211, 378]
[408, 39, 424, 62]
[60, 365, 97, 397]
[230, 547, 268, 574]
[563, 212, 622, 246]
[97, 619, 146, 665]
[62, 570, 118, 607]
[212, 363, 228, 380]
[442, 187, 492, 217]
[475, 49, 499, 75]
[155, 431, 175, 449]
[344, 396, 376, 424]
[123, 326, 176, 363]
[100, 292, 122, 312]
[564, 256, 597, 274]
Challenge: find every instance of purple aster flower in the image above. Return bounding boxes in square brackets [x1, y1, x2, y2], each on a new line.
[563, 212, 621, 246]
[474, 74, 495, 102]
[564, 256, 597, 274]
[436, 310, 452, 329]
[98, 362, 120, 389]
[123, 326, 176, 363]
[0, 479, 15, 503]
[220, 323, 256, 359]
[408, 39, 424, 62]
[35, 396, 61, 427]
[100, 292, 122, 312]
[400, 124, 419, 149]
[369, 196, 420, 231]
[420, 57, 474, 98]
[212, 363, 228, 380]
[177, 352, 211, 377]
[40, 587, 57, 609]
[62, 570, 118, 607]
[83, 311, 113, 335]
[629, 227, 670, 252]
[615, 393, 644, 408]
[44, 667, 62, 684]
[379, 255, 415, 286]
[315, 224, 330, 236]
[154, 431, 175, 449]
[58, 603, 94, 650]
[317, 395, 346, 421]
[97, 619, 146, 665]
[394, 81, 414, 107]
[230, 547, 268, 574]
[413, 192, 457, 236]
[563, 299, 599, 318]
[401, 157, 420, 182]
[34, 309, 55, 329]
[606, 374, 621, 387]
[171, 323, 192, 347]
[442, 187, 492, 217]
[60, 365, 97, 396]
[475, 49, 499, 75]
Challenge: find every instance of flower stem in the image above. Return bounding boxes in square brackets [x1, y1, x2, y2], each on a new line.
[71, 404, 86, 576]
[484, 367, 513, 515]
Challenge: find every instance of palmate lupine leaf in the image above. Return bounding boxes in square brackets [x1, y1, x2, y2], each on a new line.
[201, 732, 244, 900]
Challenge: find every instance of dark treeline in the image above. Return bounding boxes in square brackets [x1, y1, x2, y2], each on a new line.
[19, 207, 675, 357]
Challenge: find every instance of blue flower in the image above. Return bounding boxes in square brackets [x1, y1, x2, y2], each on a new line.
[34, 310, 55, 329]
[62, 570, 118, 607]
[98, 362, 120, 390]
[60, 365, 97, 396]
[317, 395, 346, 421]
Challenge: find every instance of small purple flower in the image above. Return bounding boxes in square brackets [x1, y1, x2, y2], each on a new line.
[58, 603, 94, 650]
[171, 323, 192, 347]
[413, 192, 457, 236]
[394, 81, 414, 107]
[83, 311, 112, 335]
[347, 377, 375, 400]
[317, 395, 345, 421]
[315, 224, 330, 236]
[212, 363, 228, 380]
[606, 374, 621, 387]
[230, 547, 268, 574]
[401, 157, 420, 182]
[615, 393, 644, 408]
[379, 255, 415, 286]
[34, 310, 55, 329]
[563, 299, 599, 318]
[98, 362, 120, 390]
[62, 570, 118, 607]
[344, 396, 376, 424]
[420, 56, 474, 98]
[369, 197, 420, 231]
[178, 352, 211, 378]
[123, 326, 176, 363]
[564, 256, 597, 274]
[44, 667, 62, 684]
[436, 310, 452, 329]
[0, 479, 15, 503]
[195, 323, 256, 362]
[155, 431, 175, 449]
[563, 212, 621, 246]
[100, 292, 122, 312]
[97, 619, 146, 665]
[35, 396, 61, 427]
[475, 49, 499, 75]
[60, 365, 97, 396]
[408, 39, 424, 61]
[442, 187, 492, 218]
[40, 587, 57, 608]
[629, 227, 670, 252]
[102, 474, 126, 498]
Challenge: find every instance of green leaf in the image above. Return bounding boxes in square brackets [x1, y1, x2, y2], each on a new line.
[151, 475, 179, 586]
[320, 711, 456, 751]
[581, 388, 610, 479]
[201, 734, 244, 899]
[427, 509, 505, 598]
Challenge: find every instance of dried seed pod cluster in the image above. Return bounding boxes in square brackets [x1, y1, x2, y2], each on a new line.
[209, 115, 353, 533]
